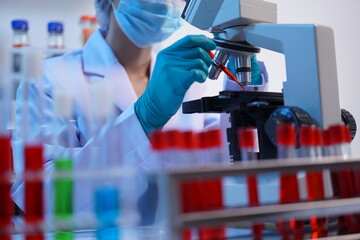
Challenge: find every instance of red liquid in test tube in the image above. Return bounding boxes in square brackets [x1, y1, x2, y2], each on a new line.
[238, 127, 264, 239]
[24, 144, 44, 240]
[0, 136, 13, 240]
[276, 123, 303, 239]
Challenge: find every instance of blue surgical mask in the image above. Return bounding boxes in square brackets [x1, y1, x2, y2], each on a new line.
[111, 0, 185, 48]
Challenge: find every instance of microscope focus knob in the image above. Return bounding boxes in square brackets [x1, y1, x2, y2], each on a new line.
[264, 106, 319, 147]
[341, 109, 357, 140]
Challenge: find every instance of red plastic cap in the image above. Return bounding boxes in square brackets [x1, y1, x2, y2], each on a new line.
[80, 15, 92, 22]
[343, 125, 352, 143]
[183, 131, 199, 150]
[299, 125, 315, 146]
[206, 129, 222, 148]
[166, 130, 186, 149]
[328, 124, 346, 144]
[24, 145, 43, 171]
[322, 129, 333, 146]
[314, 128, 323, 146]
[238, 127, 256, 149]
[276, 123, 296, 146]
[199, 131, 211, 149]
[150, 131, 168, 151]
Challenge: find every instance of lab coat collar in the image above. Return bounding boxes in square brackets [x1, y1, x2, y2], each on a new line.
[82, 29, 157, 112]
[82, 29, 117, 77]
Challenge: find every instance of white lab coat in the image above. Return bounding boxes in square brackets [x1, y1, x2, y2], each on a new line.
[11, 30, 221, 215]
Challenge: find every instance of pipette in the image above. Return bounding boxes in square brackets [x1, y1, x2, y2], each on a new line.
[206, 50, 246, 90]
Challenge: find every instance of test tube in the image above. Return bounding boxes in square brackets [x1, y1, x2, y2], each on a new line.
[95, 186, 120, 240]
[197, 130, 225, 240]
[53, 91, 74, 240]
[206, 130, 226, 239]
[0, 42, 13, 240]
[299, 126, 324, 201]
[299, 126, 327, 238]
[22, 48, 45, 240]
[238, 127, 263, 240]
[329, 125, 355, 198]
[276, 123, 303, 240]
[317, 128, 333, 200]
[329, 125, 358, 234]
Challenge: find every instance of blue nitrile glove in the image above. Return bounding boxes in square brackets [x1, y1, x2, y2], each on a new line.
[134, 35, 216, 135]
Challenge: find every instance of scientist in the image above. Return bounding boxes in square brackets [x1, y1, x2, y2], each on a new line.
[11, 0, 218, 213]
[11, 0, 267, 214]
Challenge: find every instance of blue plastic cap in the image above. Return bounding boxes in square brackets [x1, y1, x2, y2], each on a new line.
[11, 20, 28, 31]
[48, 22, 64, 33]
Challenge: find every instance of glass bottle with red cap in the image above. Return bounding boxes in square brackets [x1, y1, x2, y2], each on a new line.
[276, 123, 303, 240]
[12, 20, 29, 48]
[80, 16, 92, 46]
[238, 127, 264, 240]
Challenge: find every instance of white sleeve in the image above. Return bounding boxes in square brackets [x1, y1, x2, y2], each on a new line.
[11, 73, 158, 215]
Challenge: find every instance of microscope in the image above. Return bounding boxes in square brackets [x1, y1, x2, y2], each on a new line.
[181, 0, 356, 161]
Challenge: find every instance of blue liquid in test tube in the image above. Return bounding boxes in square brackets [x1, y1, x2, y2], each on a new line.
[95, 186, 121, 240]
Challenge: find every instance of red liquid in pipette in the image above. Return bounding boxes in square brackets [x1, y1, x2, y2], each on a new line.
[0, 136, 13, 240]
[24, 144, 44, 240]
[206, 50, 246, 91]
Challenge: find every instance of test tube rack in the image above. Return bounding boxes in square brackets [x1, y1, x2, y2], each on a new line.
[165, 156, 360, 240]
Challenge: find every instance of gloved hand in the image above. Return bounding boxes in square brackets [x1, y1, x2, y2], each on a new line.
[134, 35, 216, 135]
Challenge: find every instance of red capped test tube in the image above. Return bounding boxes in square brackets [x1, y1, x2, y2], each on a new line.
[329, 125, 355, 198]
[276, 123, 303, 240]
[299, 126, 327, 238]
[299, 126, 325, 201]
[238, 127, 264, 239]
[196, 130, 225, 240]
[328, 124, 357, 234]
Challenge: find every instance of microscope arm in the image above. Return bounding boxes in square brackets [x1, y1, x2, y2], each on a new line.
[243, 24, 342, 128]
